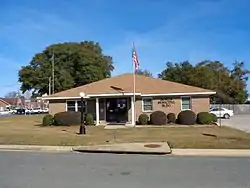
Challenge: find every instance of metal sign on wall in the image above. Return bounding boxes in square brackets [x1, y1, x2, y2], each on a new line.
[158, 97, 175, 107]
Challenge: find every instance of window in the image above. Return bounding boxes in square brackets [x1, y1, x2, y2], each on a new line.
[66, 100, 87, 112]
[67, 101, 76, 111]
[77, 100, 86, 113]
[142, 98, 153, 112]
[181, 96, 191, 110]
[211, 108, 224, 112]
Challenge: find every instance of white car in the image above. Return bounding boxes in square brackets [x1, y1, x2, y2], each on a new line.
[30, 108, 43, 114]
[9, 109, 17, 114]
[0, 110, 12, 116]
[210, 107, 234, 119]
[25, 108, 32, 114]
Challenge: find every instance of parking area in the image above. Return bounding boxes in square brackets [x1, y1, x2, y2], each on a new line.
[221, 114, 250, 132]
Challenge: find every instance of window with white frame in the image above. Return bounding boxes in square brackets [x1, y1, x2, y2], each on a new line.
[142, 98, 153, 112]
[77, 100, 86, 113]
[181, 96, 191, 110]
[66, 100, 87, 112]
[66, 101, 76, 111]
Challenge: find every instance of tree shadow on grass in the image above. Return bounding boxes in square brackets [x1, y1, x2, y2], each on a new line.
[34, 124, 44, 127]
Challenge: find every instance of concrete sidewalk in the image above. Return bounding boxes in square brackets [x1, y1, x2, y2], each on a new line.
[172, 149, 250, 157]
[73, 142, 171, 155]
[0, 145, 73, 152]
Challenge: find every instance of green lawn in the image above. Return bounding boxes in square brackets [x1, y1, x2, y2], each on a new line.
[0, 115, 250, 149]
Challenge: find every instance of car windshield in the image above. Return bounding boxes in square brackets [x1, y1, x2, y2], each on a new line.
[211, 108, 218, 111]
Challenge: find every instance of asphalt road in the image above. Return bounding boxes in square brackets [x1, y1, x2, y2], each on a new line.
[221, 114, 250, 132]
[0, 151, 250, 188]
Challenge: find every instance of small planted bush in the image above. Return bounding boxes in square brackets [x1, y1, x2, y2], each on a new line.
[138, 114, 149, 125]
[196, 112, 213, 124]
[54, 111, 81, 126]
[167, 113, 176, 124]
[210, 113, 218, 123]
[42, 114, 54, 126]
[177, 110, 196, 125]
[150, 111, 167, 125]
[85, 113, 94, 125]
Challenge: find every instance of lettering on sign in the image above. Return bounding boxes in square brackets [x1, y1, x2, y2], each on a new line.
[158, 98, 175, 107]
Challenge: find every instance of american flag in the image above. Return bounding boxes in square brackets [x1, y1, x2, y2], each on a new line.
[132, 43, 139, 71]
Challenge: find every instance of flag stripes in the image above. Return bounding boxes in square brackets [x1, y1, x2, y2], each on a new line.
[132, 43, 139, 71]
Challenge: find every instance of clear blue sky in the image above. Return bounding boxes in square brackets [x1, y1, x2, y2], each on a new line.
[1, 0, 250, 97]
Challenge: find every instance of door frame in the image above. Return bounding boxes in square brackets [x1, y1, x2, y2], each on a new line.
[106, 97, 128, 123]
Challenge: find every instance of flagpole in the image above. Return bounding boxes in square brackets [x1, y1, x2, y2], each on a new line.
[132, 42, 136, 126]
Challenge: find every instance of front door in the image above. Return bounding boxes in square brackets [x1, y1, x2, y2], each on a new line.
[106, 98, 128, 123]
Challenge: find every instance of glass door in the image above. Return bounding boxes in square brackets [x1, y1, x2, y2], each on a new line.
[106, 98, 128, 123]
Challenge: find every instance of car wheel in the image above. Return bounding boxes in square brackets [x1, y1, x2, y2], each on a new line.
[224, 113, 230, 119]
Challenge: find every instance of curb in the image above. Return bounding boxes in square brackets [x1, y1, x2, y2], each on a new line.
[0, 145, 73, 152]
[72, 142, 172, 155]
[73, 148, 171, 155]
[171, 149, 250, 157]
[0, 144, 171, 155]
[2, 145, 250, 157]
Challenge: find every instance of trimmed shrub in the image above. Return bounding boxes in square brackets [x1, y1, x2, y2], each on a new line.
[210, 113, 218, 123]
[196, 112, 213, 124]
[85, 113, 94, 125]
[138, 114, 149, 125]
[177, 110, 196, 125]
[42, 114, 54, 126]
[54, 111, 82, 126]
[167, 113, 176, 124]
[150, 111, 167, 125]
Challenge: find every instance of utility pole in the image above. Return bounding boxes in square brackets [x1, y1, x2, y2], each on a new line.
[51, 53, 55, 94]
[218, 71, 222, 127]
[49, 77, 51, 95]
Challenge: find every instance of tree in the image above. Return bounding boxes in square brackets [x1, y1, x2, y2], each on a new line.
[158, 60, 250, 104]
[136, 69, 153, 77]
[18, 41, 114, 96]
[158, 61, 195, 85]
[5, 91, 18, 98]
[229, 61, 250, 104]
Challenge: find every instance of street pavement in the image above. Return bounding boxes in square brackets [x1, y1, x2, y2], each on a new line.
[1, 151, 250, 188]
[221, 114, 250, 132]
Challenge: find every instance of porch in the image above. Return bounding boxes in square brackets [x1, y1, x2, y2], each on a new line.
[86, 96, 136, 126]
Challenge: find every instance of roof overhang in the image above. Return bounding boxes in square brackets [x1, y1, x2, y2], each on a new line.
[42, 91, 216, 100]
[42, 93, 142, 100]
[141, 91, 216, 97]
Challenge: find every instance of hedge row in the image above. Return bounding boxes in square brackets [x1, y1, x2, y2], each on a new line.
[42, 112, 95, 126]
[44, 110, 217, 126]
[138, 110, 217, 125]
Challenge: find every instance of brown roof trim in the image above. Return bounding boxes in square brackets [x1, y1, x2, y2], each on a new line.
[0, 98, 10, 105]
[43, 91, 216, 100]
[141, 91, 216, 97]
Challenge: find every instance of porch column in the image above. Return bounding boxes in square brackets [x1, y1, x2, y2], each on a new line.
[95, 98, 100, 125]
[131, 96, 135, 125]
